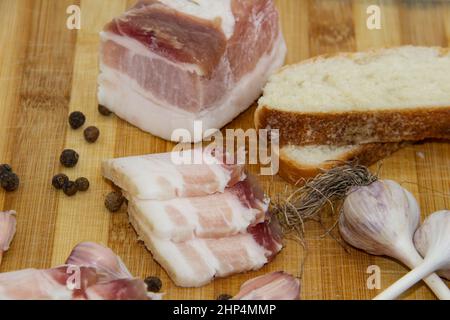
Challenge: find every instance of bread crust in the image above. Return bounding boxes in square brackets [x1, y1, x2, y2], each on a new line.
[256, 46, 450, 146]
[271, 46, 450, 75]
[256, 106, 450, 146]
[278, 142, 404, 185]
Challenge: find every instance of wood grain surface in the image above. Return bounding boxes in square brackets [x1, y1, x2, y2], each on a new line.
[0, 0, 449, 300]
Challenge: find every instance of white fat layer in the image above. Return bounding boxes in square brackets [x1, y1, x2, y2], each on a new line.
[130, 198, 197, 241]
[130, 204, 268, 287]
[102, 150, 238, 200]
[98, 32, 287, 142]
[201, 150, 231, 191]
[203, 236, 268, 278]
[0, 269, 73, 300]
[129, 206, 212, 287]
[148, 233, 267, 286]
[100, 32, 204, 75]
[158, 0, 235, 39]
[102, 154, 185, 200]
[242, 237, 270, 270]
[129, 190, 261, 242]
[149, 234, 215, 287]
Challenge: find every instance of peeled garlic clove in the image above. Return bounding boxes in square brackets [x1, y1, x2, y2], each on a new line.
[0, 211, 17, 265]
[65, 242, 133, 282]
[414, 210, 450, 280]
[233, 272, 300, 300]
[339, 180, 420, 260]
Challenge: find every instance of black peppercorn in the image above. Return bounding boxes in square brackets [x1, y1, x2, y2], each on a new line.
[105, 191, 125, 212]
[217, 294, 233, 300]
[98, 104, 112, 116]
[83, 126, 100, 143]
[0, 164, 12, 175]
[0, 164, 13, 182]
[52, 173, 69, 190]
[68, 111, 86, 129]
[60, 149, 79, 168]
[63, 181, 78, 196]
[75, 177, 90, 192]
[144, 276, 162, 292]
[1, 172, 19, 192]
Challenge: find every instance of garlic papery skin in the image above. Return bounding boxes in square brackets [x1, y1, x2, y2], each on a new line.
[0, 211, 17, 265]
[339, 180, 450, 300]
[65, 242, 133, 282]
[340, 180, 419, 258]
[414, 211, 450, 280]
[233, 272, 300, 300]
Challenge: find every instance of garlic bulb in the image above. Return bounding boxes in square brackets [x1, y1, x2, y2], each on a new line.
[0, 211, 17, 265]
[414, 210, 450, 280]
[375, 210, 450, 300]
[339, 180, 450, 300]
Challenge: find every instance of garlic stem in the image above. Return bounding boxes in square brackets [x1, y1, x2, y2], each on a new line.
[374, 260, 447, 300]
[397, 245, 450, 300]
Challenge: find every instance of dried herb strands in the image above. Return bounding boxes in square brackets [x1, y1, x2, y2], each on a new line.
[144, 276, 162, 292]
[105, 191, 125, 212]
[98, 104, 112, 116]
[60, 149, 79, 168]
[68, 111, 86, 129]
[84, 126, 100, 143]
[75, 177, 89, 192]
[52, 174, 69, 190]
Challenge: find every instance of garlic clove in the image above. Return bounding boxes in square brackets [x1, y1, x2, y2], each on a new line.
[414, 210, 450, 280]
[340, 180, 450, 300]
[65, 242, 133, 282]
[340, 180, 420, 260]
[233, 272, 300, 300]
[374, 210, 450, 300]
[0, 211, 17, 265]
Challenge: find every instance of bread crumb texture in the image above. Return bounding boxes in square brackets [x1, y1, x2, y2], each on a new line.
[281, 145, 355, 165]
[259, 46, 450, 112]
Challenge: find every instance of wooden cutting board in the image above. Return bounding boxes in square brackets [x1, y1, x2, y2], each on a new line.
[0, 0, 449, 300]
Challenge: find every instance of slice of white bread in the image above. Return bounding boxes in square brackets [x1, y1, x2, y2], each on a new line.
[278, 142, 403, 184]
[256, 46, 450, 146]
